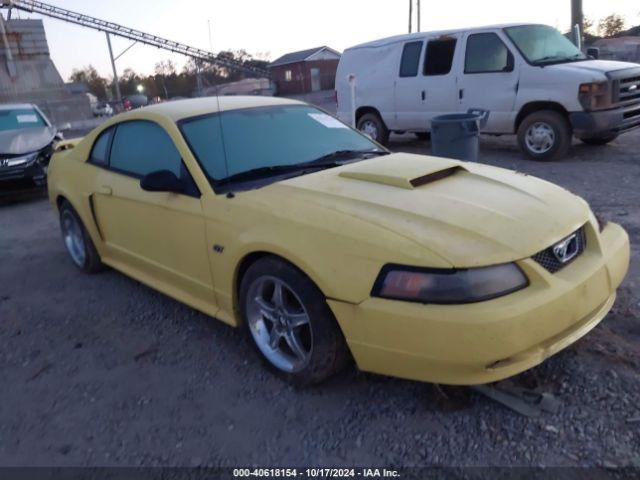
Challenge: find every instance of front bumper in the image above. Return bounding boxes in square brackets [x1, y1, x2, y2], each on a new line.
[570, 102, 640, 137]
[0, 160, 48, 191]
[329, 221, 630, 385]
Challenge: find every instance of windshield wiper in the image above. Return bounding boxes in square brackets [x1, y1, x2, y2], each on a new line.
[533, 53, 586, 65]
[304, 148, 389, 166]
[216, 149, 389, 186]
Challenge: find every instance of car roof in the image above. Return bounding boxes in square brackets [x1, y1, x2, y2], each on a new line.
[0, 103, 36, 111]
[346, 23, 537, 50]
[128, 96, 305, 122]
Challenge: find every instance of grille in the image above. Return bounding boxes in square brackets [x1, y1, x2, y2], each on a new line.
[532, 228, 586, 273]
[616, 75, 640, 105]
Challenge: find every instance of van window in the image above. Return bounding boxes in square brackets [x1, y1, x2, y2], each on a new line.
[465, 33, 511, 73]
[424, 38, 457, 76]
[399, 41, 423, 77]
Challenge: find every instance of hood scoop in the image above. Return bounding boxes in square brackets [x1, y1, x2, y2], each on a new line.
[338, 153, 466, 189]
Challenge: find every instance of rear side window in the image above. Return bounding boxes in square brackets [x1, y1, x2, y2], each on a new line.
[399, 41, 423, 77]
[465, 33, 511, 73]
[424, 38, 457, 76]
[110, 121, 181, 178]
[89, 128, 113, 166]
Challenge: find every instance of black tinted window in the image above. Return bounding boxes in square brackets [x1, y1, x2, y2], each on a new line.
[399, 41, 423, 77]
[465, 33, 511, 73]
[89, 128, 112, 166]
[424, 38, 457, 76]
[110, 121, 181, 177]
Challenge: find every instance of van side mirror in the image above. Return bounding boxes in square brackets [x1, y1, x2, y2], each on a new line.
[586, 47, 599, 59]
[504, 52, 515, 72]
[140, 170, 184, 194]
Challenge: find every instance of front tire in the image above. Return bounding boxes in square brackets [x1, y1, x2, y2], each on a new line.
[239, 256, 349, 386]
[59, 201, 104, 273]
[517, 110, 572, 161]
[357, 112, 389, 145]
[579, 133, 618, 146]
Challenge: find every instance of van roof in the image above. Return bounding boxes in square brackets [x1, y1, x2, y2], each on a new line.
[345, 23, 537, 51]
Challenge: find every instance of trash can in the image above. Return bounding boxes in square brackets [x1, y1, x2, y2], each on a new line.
[430, 110, 489, 162]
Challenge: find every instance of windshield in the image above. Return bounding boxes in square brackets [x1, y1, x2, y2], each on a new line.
[505, 25, 586, 65]
[0, 108, 47, 132]
[180, 105, 382, 183]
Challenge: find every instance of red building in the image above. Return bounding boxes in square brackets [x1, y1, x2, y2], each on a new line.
[269, 46, 341, 95]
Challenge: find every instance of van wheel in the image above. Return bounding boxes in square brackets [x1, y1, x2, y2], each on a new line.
[517, 110, 571, 161]
[578, 133, 618, 146]
[415, 132, 431, 141]
[357, 112, 389, 145]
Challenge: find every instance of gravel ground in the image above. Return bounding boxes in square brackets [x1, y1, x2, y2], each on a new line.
[0, 130, 639, 468]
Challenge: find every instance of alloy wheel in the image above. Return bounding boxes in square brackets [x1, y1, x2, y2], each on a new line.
[246, 276, 313, 373]
[61, 210, 86, 267]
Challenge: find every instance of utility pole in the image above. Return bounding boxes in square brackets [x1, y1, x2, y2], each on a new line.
[105, 32, 122, 102]
[417, 0, 421, 32]
[408, 0, 412, 33]
[571, 0, 583, 45]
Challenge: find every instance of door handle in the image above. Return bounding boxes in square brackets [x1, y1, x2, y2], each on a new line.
[98, 186, 112, 196]
[421, 90, 426, 101]
[459, 88, 464, 100]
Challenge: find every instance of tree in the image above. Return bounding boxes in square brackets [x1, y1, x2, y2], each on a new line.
[598, 14, 626, 38]
[69, 65, 108, 100]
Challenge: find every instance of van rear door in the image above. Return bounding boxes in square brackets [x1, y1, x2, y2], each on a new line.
[457, 30, 519, 133]
[394, 35, 461, 131]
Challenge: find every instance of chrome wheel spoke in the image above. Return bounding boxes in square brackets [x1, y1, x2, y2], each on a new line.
[284, 331, 307, 361]
[272, 282, 285, 309]
[268, 326, 281, 349]
[255, 296, 277, 322]
[286, 312, 309, 328]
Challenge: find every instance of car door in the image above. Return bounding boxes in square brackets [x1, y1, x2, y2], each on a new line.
[394, 35, 462, 131]
[457, 31, 520, 133]
[90, 120, 215, 305]
[394, 39, 426, 129]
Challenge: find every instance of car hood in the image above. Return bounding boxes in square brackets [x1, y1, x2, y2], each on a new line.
[0, 126, 56, 156]
[547, 59, 640, 76]
[275, 153, 590, 267]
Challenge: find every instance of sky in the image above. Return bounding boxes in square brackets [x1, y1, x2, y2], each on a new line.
[4, 0, 640, 80]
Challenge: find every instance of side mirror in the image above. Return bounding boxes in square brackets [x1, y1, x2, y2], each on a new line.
[586, 47, 599, 60]
[140, 170, 184, 194]
[504, 52, 515, 72]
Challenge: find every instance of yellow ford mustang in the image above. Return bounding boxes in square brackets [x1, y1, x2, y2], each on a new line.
[48, 96, 630, 386]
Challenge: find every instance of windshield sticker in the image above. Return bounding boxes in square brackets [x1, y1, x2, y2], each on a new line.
[17, 114, 39, 124]
[308, 113, 348, 129]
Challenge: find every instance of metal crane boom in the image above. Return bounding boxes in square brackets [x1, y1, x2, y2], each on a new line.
[0, 0, 270, 77]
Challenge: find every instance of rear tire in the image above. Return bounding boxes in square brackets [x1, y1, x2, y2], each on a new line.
[239, 256, 349, 386]
[59, 200, 104, 274]
[579, 133, 618, 146]
[415, 132, 431, 141]
[517, 110, 571, 161]
[357, 112, 389, 145]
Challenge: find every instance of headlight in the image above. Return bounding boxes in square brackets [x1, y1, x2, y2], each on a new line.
[372, 263, 528, 304]
[578, 82, 611, 111]
[5, 152, 38, 167]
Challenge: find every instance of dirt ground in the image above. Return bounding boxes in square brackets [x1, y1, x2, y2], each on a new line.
[0, 130, 639, 468]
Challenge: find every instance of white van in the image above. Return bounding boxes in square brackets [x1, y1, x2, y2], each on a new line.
[336, 24, 640, 160]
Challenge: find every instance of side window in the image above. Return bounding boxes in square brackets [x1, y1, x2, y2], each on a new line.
[399, 41, 423, 77]
[465, 33, 512, 73]
[424, 38, 457, 76]
[89, 128, 113, 166]
[110, 121, 181, 177]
